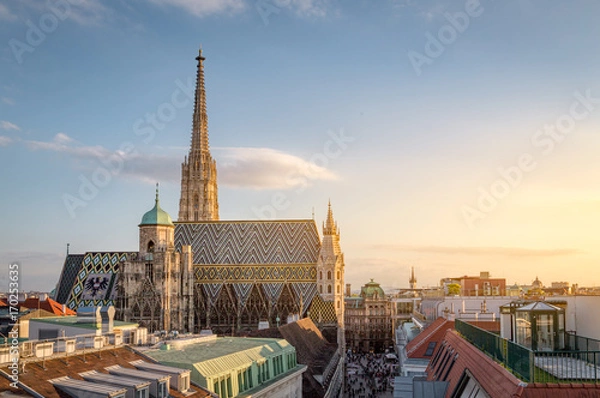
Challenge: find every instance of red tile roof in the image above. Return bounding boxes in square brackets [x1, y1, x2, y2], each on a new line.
[427, 331, 600, 398]
[427, 330, 524, 397]
[19, 298, 76, 316]
[406, 317, 454, 359]
[522, 384, 600, 398]
[465, 320, 500, 333]
[1, 347, 211, 398]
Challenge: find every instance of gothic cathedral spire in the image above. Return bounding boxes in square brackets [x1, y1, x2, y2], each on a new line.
[178, 48, 219, 221]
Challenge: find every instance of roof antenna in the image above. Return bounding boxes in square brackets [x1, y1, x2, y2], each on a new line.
[312, 207, 315, 219]
[66, 243, 70, 255]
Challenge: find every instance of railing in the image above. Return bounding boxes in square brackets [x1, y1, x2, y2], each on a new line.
[455, 319, 533, 382]
[565, 331, 600, 352]
[455, 319, 600, 384]
[533, 351, 600, 383]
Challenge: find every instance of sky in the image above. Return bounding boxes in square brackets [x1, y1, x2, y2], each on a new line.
[1, 0, 600, 293]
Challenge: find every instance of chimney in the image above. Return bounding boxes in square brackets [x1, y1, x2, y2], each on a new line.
[346, 284, 351, 297]
[62, 304, 66, 315]
[100, 306, 115, 333]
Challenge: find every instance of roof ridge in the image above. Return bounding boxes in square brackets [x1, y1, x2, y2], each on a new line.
[407, 318, 449, 356]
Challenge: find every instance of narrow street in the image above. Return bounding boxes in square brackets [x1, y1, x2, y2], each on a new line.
[345, 353, 395, 398]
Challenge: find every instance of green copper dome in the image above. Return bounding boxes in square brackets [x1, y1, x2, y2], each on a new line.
[360, 279, 385, 299]
[140, 185, 174, 227]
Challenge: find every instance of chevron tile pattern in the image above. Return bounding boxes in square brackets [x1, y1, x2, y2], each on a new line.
[175, 220, 321, 265]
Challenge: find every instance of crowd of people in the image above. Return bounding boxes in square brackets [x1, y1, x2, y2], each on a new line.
[345, 351, 396, 398]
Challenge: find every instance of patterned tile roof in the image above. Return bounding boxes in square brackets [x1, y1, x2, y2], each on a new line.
[54, 252, 132, 309]
[175, 220, 321, 265]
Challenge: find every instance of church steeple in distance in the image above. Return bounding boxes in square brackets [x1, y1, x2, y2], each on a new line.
[178, 47, 219, 222]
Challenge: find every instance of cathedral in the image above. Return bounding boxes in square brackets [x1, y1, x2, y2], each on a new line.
[54, 49, 346, 337]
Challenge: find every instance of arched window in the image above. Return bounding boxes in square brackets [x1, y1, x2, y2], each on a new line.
[337, 271, 340, 279]
[337, 300, 340, 309]
[336, 285, 340, 294]
[319, 271, 322, 280]
[147, 240, 155, 253]
[319, 285, 323, 294]
[193, 194, 199, 221]
[328, 285, 332, 294]
[327, 271, 331, 280]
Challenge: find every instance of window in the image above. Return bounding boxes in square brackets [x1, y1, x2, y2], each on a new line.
[424, 342, 437, 357]
[319, 271, 322, 279]
[328, 285, 332, 294]
[319, 285, 323, 294]
[158, 382, 167, 398]
[145, 263, 154, 283]
[336, 285, 340, 294]
[452, 370, 490, 398]
[328, 271, 332, 280]
[147, 240, 155, 252]
[337, 271, 340, 279]
[136, 390, 147, 398]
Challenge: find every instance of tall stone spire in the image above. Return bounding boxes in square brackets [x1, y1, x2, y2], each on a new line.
[178, 48, 219, 222]
[409, 266, 417, 290]
[316, 201, 345, 351]
[323, 200, 338, 236]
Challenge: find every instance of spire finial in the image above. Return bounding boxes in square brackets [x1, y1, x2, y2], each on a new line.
[155, 183, 159, 204]
[323, 200, 337, 235]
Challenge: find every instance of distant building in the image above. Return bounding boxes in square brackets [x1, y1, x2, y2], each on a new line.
[441, 271, 506, 297]
[344, 279, 392, 353]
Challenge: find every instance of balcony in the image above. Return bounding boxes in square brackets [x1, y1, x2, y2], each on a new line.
[456, 319, 600, 384]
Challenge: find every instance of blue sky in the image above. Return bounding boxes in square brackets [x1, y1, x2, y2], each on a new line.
[1, 0, 600, 292]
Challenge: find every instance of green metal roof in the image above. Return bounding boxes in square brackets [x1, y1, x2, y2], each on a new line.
[361, 279, 385, 299]
[145, 337, 295, 378]
[140, 186, 174, 227]
[30, 316, 138, 329]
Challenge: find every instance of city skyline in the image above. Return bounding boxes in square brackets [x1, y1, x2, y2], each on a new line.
[1, 1, 600, 292]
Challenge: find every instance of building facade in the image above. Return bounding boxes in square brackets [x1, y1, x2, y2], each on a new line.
[54, 49, 345, 338]
[344, 280, 392, 353]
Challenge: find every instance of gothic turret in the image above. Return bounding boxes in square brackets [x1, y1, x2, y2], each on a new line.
[178, 48, 219, 221]
[316, 201, 344, 314]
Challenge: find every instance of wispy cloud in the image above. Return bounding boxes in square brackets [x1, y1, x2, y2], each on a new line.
[147, 0, 246, 17]
[288, 0, 332, 18]
[372, 244, 580, 257]
[0, 3, 17, 21]
[7, 0, 116, 27]
[23, 134, 337, 189]
[0, 136, 13, 147]
[216, 147, 338, 189]
[1, 97, 15, 105]
[0, 120, 20, 131]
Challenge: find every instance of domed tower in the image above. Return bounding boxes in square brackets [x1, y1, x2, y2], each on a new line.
[119, 185, 194, 333]
[139, 184, 175, 256]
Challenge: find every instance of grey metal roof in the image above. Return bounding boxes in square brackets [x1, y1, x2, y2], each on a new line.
[80, 371, 151, 389]
[106, 366, 171, 382]
[50, 377, 128, 396]
[130, 360, 191, 376]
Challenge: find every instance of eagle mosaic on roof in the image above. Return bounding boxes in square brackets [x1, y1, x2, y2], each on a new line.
[175, 220, 321, 265]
